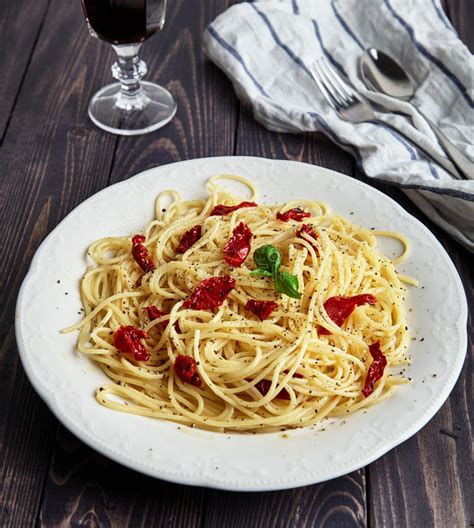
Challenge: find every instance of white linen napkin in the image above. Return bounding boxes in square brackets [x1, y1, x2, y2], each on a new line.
[203, 0, 474, 250]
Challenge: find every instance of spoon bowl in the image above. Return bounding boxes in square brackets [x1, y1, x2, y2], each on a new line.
[359, 47, 473, 179]
[360, 48, 414, 100]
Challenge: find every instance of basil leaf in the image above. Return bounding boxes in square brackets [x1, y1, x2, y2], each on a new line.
[252, 246, 300, 298]
[250, 269, 273, 277]
[253, 245, 282, 277]
[274, 271, 301, 299]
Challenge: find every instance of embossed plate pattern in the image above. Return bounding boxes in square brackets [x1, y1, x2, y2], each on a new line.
[16, 157, 467, 491]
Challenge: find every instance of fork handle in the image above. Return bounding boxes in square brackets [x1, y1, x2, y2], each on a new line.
[420, 112, 474, 180]
[371, 120, 464, 180]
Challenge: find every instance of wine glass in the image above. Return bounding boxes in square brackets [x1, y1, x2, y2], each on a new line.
[81, 0, 177, 135]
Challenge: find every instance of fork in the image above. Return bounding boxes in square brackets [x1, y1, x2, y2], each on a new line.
[310, 57, 463, 180]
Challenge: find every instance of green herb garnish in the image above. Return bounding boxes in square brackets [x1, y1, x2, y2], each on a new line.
[274, 270, 300, 298]
[251, 245, 301, 299]
[251, 245, 281, 276]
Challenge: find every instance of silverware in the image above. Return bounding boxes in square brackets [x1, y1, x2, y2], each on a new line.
[310, 57, 463, 180]
[360, 48, 473, 179]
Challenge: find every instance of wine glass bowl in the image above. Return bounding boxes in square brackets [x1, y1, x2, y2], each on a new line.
[82, 0, 166, 44]
[81, 0, 176, 136]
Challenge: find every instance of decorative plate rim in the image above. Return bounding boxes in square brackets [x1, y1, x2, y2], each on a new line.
[15, 156, 468, 491]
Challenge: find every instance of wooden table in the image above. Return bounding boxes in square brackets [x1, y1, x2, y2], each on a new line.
[1, 1, 471, 526]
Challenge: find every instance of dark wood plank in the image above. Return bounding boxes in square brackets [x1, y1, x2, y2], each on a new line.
[40, 426, 205, 528]
[443, 0, 474, 52]
[0, 0, 119, 524]
[199, 103, 367, 528]
[370, 50, 472, 526]
[233, 105, 354, 173]
[108, 0, 239, 184]
[204, 471, 366, 528]
[367, 361, 471, 527]
[0, 0, 469, 526]
[366, 2, 473, 525]
[0, 0, 48, 141]
[38, 1, 238, 526]
[360, 176, 472, 527]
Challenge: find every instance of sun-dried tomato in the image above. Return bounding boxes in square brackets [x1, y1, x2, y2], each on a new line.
[255, 379, 290, 400]
[131, 234, 155, 273]
[146, 305, 180, 333]
[183, 276, 236, 310]
[245, 299, 279, 321]
[132, 235, 146, 245]
[362, 341, 387, 397]
[223, 222, 253, 267]
[296, 224, 319, 254]
[284, 371, 304, 379]
[174, 355, 201, 387]
[146, 305, 166, 322]
[114, 325, 150, 361]
[176, 225, 202, 254]
[255, 371, 302, 400]
[276, 207, 311, 222]
[319, 294, 377, 335]
[209, 201, 257, 216]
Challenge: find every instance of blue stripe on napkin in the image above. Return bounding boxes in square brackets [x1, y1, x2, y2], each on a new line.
[330, 1, 364, 50]
[384, 0, 473, 108]
[203, 0, 474, 248]
[250, 3, 312, 76]
[312, 19, 345, 76]
[206, 26, 270, 97]
[251, 2, 442, 176]
[430, 0, 455, 32]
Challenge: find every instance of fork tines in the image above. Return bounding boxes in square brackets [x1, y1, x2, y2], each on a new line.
[310, 57, 356, 111]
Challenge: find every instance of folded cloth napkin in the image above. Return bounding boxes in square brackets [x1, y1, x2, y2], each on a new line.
[203, 0, 474, 250]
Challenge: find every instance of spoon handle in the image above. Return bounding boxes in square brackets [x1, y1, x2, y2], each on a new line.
[375, 120, 464, 180]
[419, 112, 474, 180]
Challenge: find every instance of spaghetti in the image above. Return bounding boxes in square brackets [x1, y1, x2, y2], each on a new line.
[64, 175, 414, 432]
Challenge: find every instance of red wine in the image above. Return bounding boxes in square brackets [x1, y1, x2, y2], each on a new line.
[81, 0, 165, 45]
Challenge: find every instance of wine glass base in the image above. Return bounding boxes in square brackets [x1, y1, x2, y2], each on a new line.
[88, 81, 177, 136]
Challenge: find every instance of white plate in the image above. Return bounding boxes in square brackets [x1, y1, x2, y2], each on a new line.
[16, 157, 467, 491]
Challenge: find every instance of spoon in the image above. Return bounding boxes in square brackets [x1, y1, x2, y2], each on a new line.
[360, 48, 473, 179]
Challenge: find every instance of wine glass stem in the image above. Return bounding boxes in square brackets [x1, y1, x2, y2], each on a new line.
[111, 44, 147, 98]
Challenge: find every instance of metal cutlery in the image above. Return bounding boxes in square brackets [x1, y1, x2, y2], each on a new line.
[360, 48, 473, 179]
[310, 57, 463, 180]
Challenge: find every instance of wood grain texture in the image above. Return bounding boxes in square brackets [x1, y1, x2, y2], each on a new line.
[367, 360, 472, 526]
[0, 0, 48, 141]
[0, 0, 471, 527]
[37, 1, 237, 526]
[0, 0, 119, 525]
[234, 104, 355, 174]
[108, 0, 239, 185]
[358, 172, 473, 527]
[364, 2, 473, 524]
[40, 426, 205, 528]
[203, 471, 366, 528]
[442, 0, 474, 52]
[195, 104, 367, 528]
